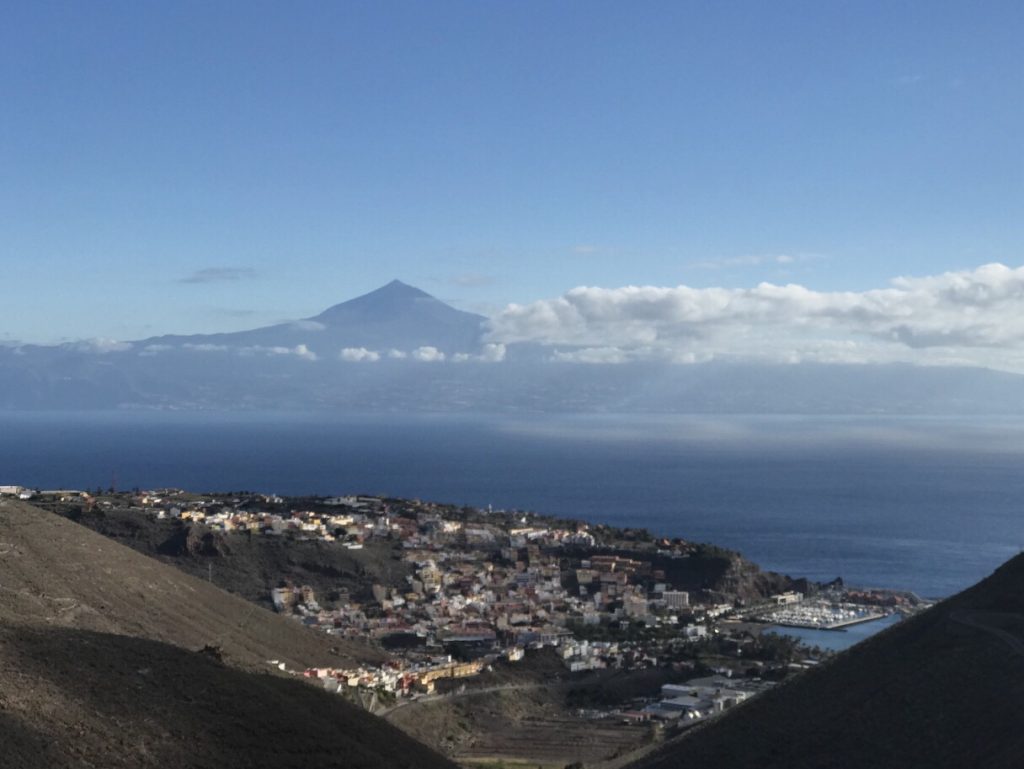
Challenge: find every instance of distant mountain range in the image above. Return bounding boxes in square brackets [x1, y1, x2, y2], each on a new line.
[138, 279, 488, 359]
[3, 280, 1024, 413]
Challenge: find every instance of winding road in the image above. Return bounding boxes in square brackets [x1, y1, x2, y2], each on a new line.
[948, 610, 1024, 657]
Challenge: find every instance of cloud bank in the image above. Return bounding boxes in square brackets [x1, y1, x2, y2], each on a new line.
[412, 346, 446, 362]
[487, 263, 1024, 371]
[340, 347, 381, 362]
[452, 343, 507, 363]
[239, 343, 318, 361]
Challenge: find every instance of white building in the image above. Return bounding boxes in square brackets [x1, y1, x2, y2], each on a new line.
[663, 590, 690, 609]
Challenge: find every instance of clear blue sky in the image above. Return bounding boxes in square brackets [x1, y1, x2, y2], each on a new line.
[2, 1, 1021, 342]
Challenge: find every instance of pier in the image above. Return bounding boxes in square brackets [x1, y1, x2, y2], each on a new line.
[773, 611, 887, 631]
[754, 600, 891, 631]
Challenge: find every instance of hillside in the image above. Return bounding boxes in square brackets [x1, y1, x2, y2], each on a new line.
[0, 499, 457, 769]
[0, 499, 381, 670]
[53, 503, 414, 608]
[1, 626, 456, 769]
[627, 553, 1024, 769]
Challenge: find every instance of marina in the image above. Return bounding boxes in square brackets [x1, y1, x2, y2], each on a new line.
[766, 613, 904, 653]
[773, 610, 888, 631]
[754, 600, 892, 631]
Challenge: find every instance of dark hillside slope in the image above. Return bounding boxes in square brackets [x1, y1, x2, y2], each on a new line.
[628, 553, 1024, 769]
[54, 504, 413, 607]
[0, 626, 456, 769]
[0, 499, 457, 769]
[0, 499, 381, 670]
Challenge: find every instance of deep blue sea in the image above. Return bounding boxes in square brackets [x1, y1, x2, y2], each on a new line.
[1, 411, 1022, 599]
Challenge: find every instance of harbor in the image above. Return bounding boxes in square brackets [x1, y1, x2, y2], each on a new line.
[752, 597, 895, 631]
[765, 613, 904, 653]
[771, 608, 888, 631]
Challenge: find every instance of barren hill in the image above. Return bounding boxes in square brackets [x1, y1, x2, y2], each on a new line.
[0, 499, 456, 769]
[0, 499, 381, 670]
[627, 552, 1024, 769]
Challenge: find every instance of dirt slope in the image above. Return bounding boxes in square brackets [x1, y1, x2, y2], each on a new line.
[0, 625, 455, 769]
[0, 499, 456, 769]
[0, 499, 382, 670]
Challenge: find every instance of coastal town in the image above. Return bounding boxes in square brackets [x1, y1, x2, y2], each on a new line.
[4, 484, 929, 725]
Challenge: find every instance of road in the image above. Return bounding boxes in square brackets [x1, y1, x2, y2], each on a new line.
[948, 610, 1024, 656]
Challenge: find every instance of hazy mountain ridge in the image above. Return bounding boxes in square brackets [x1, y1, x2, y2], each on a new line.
[3, 281, 1024, 413]
[136, 280, 488, 357]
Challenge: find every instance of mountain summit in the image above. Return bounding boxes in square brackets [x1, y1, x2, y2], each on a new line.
[308, 280, 485, 345]
[314, 279, 439, 323]
[138, 280, 487, 356]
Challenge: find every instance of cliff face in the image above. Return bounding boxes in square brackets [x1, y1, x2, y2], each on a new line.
[710, 554, 794, 603]
[60, 505, 414, 607]
[566, 543, 795, 603]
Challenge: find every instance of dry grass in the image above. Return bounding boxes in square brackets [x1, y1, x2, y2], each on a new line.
[0, 499, 454, 769]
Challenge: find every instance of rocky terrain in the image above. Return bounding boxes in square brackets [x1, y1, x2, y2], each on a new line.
[56, 502, 413, 608]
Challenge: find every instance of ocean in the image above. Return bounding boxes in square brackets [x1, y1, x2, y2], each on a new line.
[1, 411, 1021, 599]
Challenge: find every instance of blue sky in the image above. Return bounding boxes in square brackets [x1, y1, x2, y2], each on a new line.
[1, 1, 1021, 343]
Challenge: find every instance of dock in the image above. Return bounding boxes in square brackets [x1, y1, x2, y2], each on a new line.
[774, 611, 886, 631]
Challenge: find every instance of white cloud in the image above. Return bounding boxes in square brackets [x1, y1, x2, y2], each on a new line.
[451, 343, 507, 364]
[284, 344, 318, 362]
[139, 343, 173, 357]
[66, 338, 134, 354]
[487, 263, 1024, 372]
[387, 348, 408, 359]
[689, 253, 812, 270]
[340, 347, 381, 362]
[478, 343, 506, 363]
[552, 346, 632, 364]
[183, 343, 229, 352]
[238, 344, 318, 361]
[412, 346, 446, 362]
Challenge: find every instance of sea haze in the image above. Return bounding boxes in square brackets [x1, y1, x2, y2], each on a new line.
[2, 411, 1021, 599]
